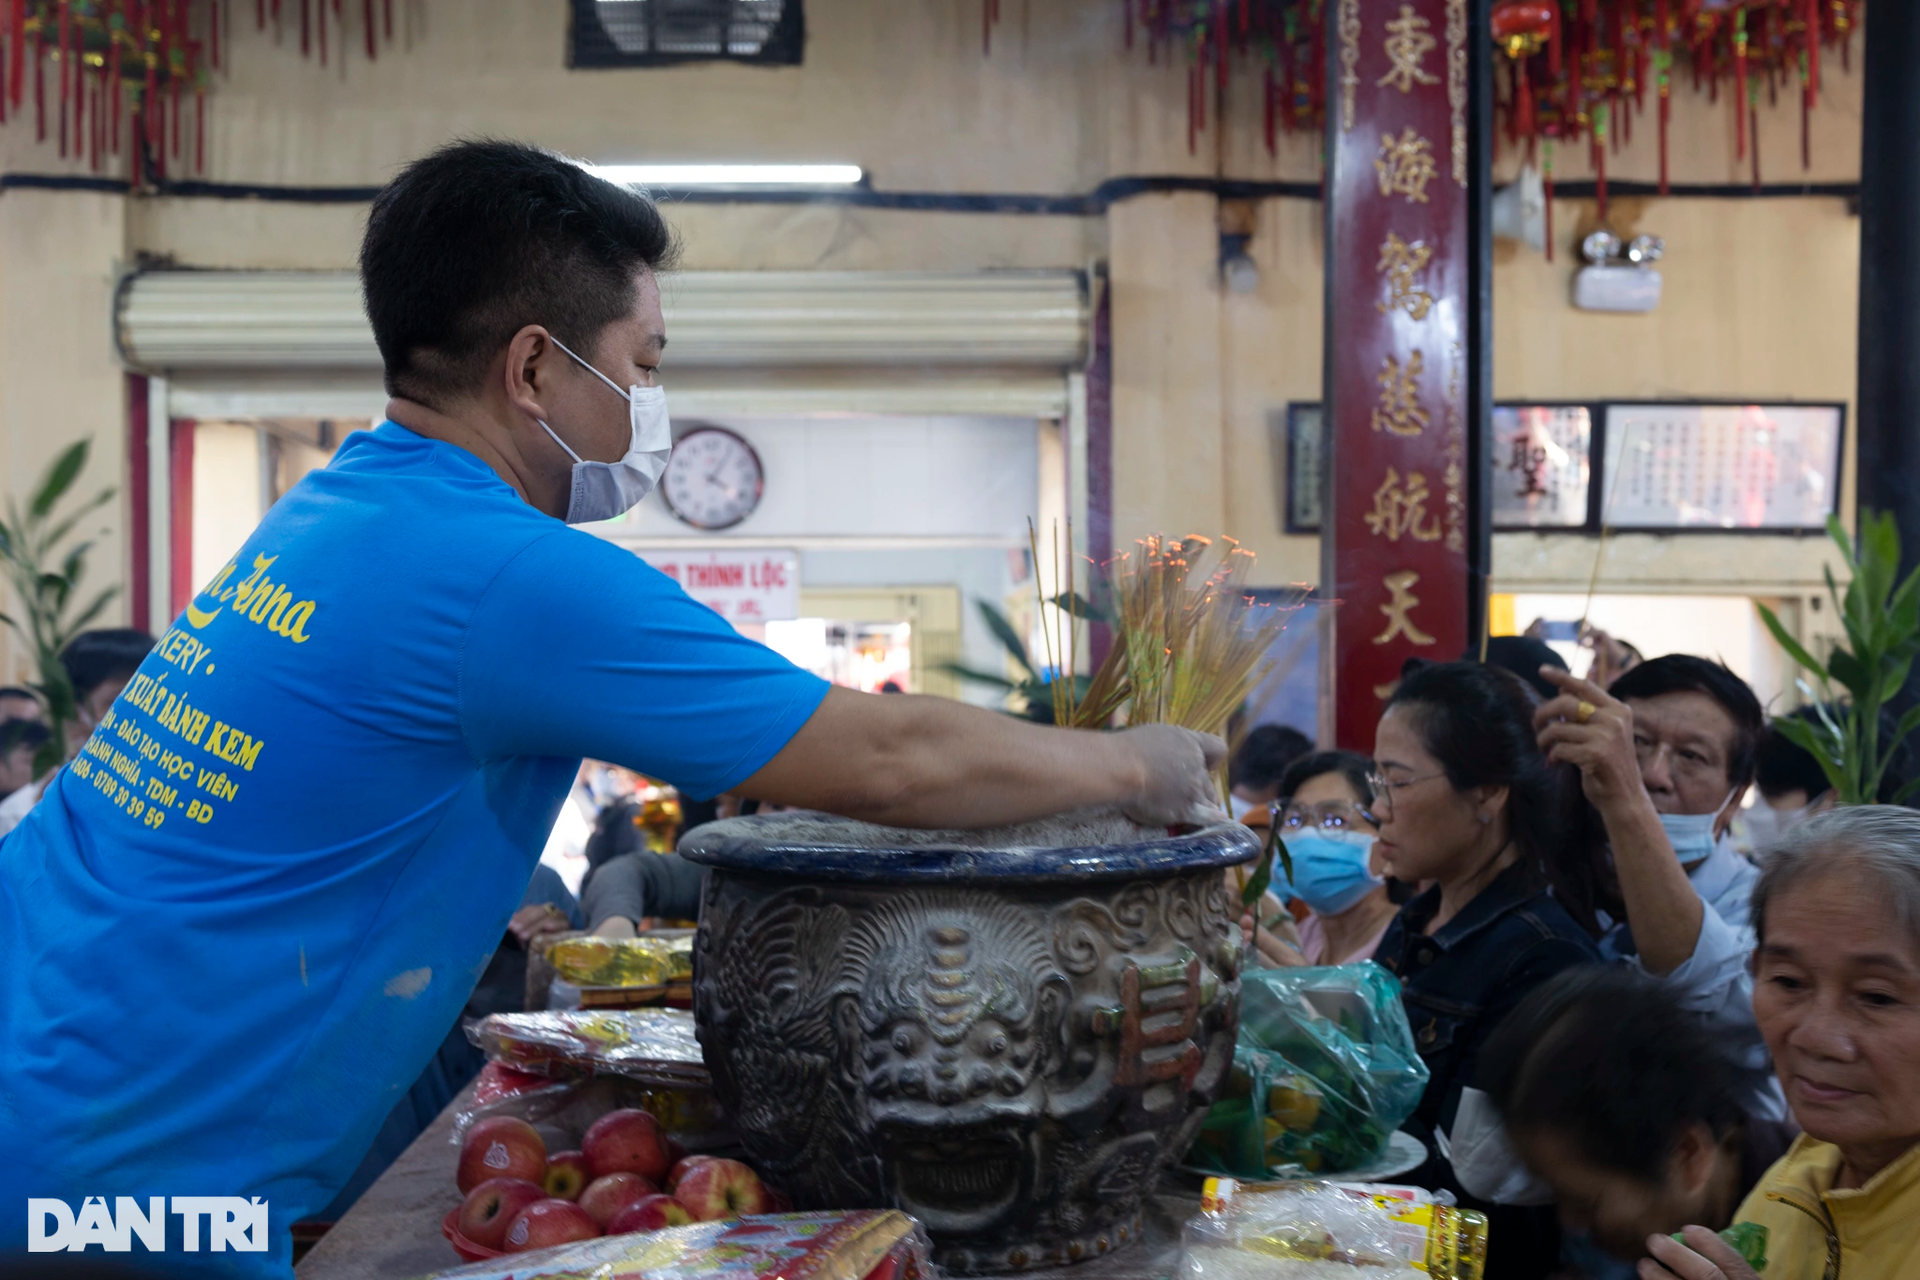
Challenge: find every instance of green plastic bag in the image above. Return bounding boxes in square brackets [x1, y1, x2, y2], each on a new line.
[1190, 962, 1429, 1177]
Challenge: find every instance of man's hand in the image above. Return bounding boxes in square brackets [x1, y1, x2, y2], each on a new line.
[506, 902, 572, 949]
[1534, 666, 1642, 811]
[1536, 665, 1702, 974]
[1638, 1228, 1762, 1280]
[1118, 725, 1230, 827]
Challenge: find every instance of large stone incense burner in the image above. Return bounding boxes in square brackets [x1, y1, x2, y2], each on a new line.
[679, 810, 1260, 1273]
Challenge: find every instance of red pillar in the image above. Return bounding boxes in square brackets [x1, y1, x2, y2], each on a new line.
[1320, 0, 1489, 751]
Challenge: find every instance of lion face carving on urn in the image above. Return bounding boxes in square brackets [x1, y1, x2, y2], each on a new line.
[681, 810, 1258, 1273]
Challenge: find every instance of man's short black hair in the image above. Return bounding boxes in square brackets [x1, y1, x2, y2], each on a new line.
[1480, 966, 1754, 1181]
[1230, 724, 1313, 793]
[0, 717, 50, 754]
[360, 139, 680, 406]
[1608, 653, 1765, 788]
[1754, 711, 1834, 803]
[59, 628, 156, 701]
[1477, 635, 1568, 702]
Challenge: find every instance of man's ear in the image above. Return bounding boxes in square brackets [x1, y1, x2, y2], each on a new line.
[1714, 783, 1749, 839]
[501, 325, 556, 422]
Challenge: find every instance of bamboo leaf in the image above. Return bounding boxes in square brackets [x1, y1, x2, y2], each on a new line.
[61, 588, 120, 639]
[29, 441, 90, 520]
[1771, 715, 1850, 799]
[1757, 603, 1827, 679]
[974, 600, 1036, 677]
[1049, 591, 1112, 625]
[937, 661, 1019, 691]
[30, 487, 114, 561]
[1829, 648, 1874, 702]
[1896, 774, 1920, 806]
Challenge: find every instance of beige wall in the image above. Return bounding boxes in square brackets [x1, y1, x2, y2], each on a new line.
[0, 0, 1870, 683]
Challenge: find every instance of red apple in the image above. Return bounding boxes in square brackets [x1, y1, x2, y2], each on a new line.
[672, 1158, 770, 1222]
[456, 1178, 548, 1251]
[458, 1117, 548, 1193]
[502, 1198, 600, 1252]
[577, 1172, 660, 1227]
[605, 1194, 694, 1235]
[664, 1154, 716, 1193]
[543, 1150, 590, 1200]
[582, 1108, 672, 1183]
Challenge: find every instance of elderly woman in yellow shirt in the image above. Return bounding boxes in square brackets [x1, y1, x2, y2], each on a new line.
[1645, 804, 1920, 1280]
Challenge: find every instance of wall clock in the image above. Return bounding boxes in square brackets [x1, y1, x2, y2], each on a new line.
[660, 425, 766, 530]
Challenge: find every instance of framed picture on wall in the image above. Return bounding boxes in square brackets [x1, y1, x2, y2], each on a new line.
[1490, 403, 1595, 528]
[1282, 403, 1325, 534]
[1599, 402, 1846, 532]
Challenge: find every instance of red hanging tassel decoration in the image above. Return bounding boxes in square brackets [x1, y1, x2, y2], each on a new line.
[981, 0, 996, 57]
[213, 0, 221, 70]
[1594, 104, 1607, 225]
[318, 0, 328, 64]
[1733, 8, 1748, 160]
[1187, 62, 1198, 153]
[108, 0, 122, 154]
[1804, 0, 1819, 104]
[364, 0, 374, 59]
[257, 0, 265, 29]
[33, 27, 44, 142]
[57, 0, 70, 158]
[300, 0, 309, 56]
[7, 0, 22, 113]
[195, 80, 204, 172]
[1262, 61, 1274, 155]
[1543, 137, 1555, 263]
[1750, 102, 1761, 191]
[383, 0, 391, 40]
[1215, 0, 1227, 91]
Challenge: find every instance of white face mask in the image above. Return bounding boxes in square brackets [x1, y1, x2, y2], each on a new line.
[1741, 799, 1813, 853]
[538, 334, 672, 524]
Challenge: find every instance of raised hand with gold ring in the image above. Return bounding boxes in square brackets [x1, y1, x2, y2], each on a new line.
[1532, 666, 1643, 810]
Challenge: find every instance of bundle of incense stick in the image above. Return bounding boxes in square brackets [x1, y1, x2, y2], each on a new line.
[1033, 527, 1291, 743]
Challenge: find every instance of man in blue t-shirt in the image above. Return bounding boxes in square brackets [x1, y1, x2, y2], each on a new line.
[0, 141, 1225, 1275]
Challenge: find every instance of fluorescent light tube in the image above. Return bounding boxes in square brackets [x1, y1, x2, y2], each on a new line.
[588, 164, 864, 188]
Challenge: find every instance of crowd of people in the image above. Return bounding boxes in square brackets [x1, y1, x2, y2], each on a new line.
[1239, 637, 1920, 1280]
[6, 614, 1920, 1276]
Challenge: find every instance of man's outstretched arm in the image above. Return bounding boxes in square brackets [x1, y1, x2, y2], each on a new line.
[737, 686, 1228, 831]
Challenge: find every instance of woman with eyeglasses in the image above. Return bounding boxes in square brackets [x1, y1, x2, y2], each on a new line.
[1260, 750, 1404, 967]
[1370, 661, 1615, 1278]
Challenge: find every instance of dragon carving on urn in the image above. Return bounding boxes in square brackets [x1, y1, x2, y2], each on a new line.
[686, 814, 1255, 1274]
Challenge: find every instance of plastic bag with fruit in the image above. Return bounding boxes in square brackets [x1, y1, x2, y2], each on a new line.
[430, 1209, 931, 1280]
[449, 1062, 729, 1154]
[1179, 1177, 1487, 1280]
[1190, 963, 1427, 1177]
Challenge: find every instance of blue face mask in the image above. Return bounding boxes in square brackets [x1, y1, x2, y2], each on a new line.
[1659, 805, 1729, 867]
[1279, 829, 1384, 916]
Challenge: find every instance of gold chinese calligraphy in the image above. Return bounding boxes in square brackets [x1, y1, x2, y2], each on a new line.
[1372, 350, 1429, 436]
[1373, 569, 1438, 646]
[1377, 4, 1440, 94]
[1375, 127, 1438, 203]
[1376, 231, 1435, 320]
[1364, 467, 1443, 543]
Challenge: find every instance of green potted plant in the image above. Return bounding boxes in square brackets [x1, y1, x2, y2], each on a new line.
[0, 440, 120, 777]
[1757, 510, 1920, 806]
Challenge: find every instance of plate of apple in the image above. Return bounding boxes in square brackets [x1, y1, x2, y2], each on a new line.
[446, 1108, 784, 1260]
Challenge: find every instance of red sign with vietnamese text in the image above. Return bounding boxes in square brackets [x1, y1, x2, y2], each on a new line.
[640, 549, 799, 625]
[1323, 0, 1472, 752]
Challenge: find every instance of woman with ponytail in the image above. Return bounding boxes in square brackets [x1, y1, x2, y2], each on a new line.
[1369, 661, 1609, 1277]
